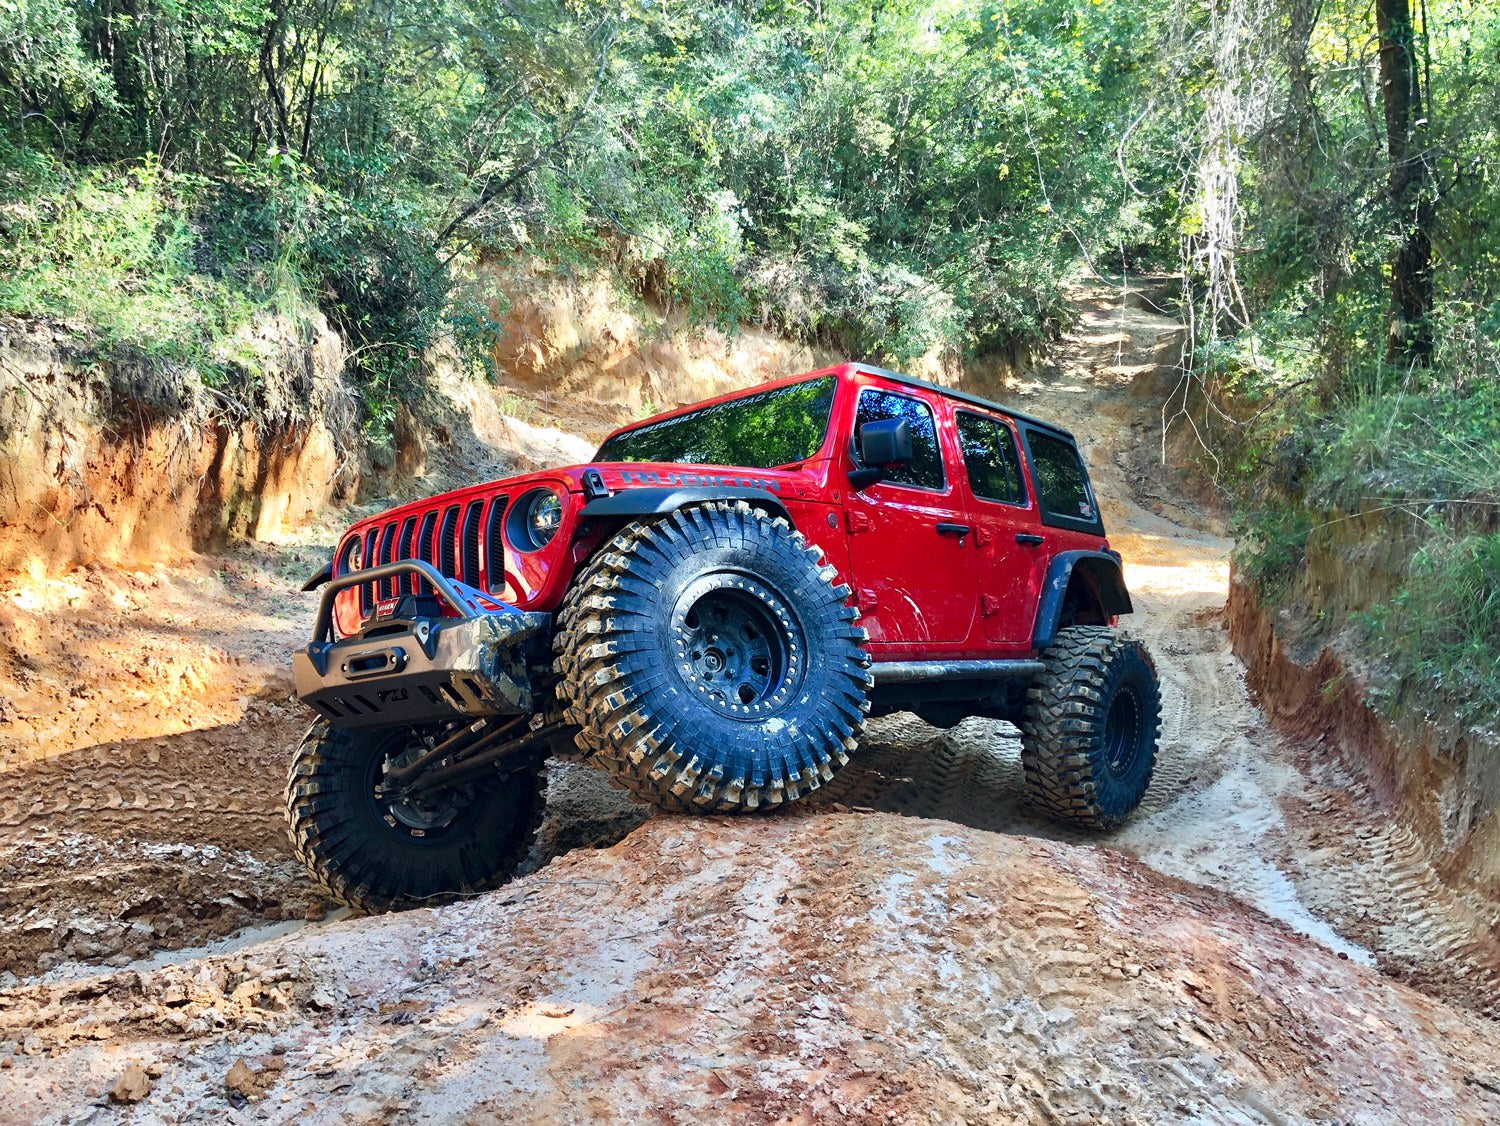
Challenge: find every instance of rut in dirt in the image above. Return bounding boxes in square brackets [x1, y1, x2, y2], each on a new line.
[4, 813, 1497, 1125]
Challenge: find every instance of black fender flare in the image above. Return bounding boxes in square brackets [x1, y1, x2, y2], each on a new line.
[1031, 550, 1133, 649]
[580, 486, 792, 525]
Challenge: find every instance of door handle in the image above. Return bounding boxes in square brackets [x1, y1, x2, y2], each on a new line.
[936, 522, 972, 538]
[1015, 533, 1045, 546]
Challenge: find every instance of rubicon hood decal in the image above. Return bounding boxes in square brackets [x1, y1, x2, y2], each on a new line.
[612, 468, 783, 493]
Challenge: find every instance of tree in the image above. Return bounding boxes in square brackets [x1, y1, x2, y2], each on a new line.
[1375, 0, 1435, 364]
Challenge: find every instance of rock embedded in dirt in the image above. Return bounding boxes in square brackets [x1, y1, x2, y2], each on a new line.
[109, 1063, 152, 1103]
[224, 1056, 282, 1100]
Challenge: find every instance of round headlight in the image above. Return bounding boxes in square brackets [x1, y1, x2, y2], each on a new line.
[343, 534, 364, 572]
[509, 488, 564, 552]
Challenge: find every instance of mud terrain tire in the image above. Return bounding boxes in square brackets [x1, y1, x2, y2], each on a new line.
[285, 722, 545, 913]
[553, 501, 870, 812]
[1020, 625, 1161, 829]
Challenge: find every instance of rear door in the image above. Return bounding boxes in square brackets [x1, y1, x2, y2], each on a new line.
[954, 409, 1048, 644]
[842, 386, 977, 646]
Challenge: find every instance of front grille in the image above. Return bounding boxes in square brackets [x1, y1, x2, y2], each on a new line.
[416, 511, 438, 593]
[360, 528, 379, 614]
[485, 496, 508, 593]
[378, 521, 398, 600]
[438, 505, 459, 578]
[461, 500, 484, 588]
[396, 516, 417, 595]
[349, 493, 506, 624]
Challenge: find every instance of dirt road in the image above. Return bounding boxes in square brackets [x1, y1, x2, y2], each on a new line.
[1, 278, 1496, 1121]
[4, 813, 1498, 1124]
[814, 281, 1500, 1017]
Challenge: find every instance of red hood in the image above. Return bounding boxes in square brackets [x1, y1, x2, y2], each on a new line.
[347, 459, 828, 535]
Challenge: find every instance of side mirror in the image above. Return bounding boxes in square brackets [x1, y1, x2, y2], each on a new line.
[860, 418, 913, 467]
[849, 418, 913, 489]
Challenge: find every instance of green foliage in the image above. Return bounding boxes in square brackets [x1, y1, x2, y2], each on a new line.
[1177, 0, 1500, 728]
[1, 0, 1495, 730]
[1360, 529, 1500, 726]
[0, 0, 1181, 382]
[0, 153, 257, 382]
[0, 0, 115, 112]
[549, 0, 1172, 360]
[1231, 502, 1313, 597]
[1309, 380, 1500, 511]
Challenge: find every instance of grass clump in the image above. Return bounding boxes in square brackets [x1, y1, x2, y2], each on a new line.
[1360, 529, 1500, 727]
[1231, 502, 1314, 600]
[0, 156, 260, 380]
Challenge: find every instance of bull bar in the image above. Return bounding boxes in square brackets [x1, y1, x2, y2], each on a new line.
[293, 560, 550, 729]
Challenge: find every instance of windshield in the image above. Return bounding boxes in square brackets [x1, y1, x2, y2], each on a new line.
[594, 376, 838, 468]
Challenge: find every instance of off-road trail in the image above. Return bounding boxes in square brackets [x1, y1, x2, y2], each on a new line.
[2, 282, 1498, 1123]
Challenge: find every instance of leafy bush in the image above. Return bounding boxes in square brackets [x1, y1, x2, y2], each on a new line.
[0, 155, 261, 397]
[1360, 530, 1500, 726]
[1231, 502, 1313, 596]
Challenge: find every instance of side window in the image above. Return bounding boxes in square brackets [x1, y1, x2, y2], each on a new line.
[1026, 429, 1099, 527]
[855, 389, 945, 490]
[956, 412, 1027, 506]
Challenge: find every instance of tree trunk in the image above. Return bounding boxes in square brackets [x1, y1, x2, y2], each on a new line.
[1375, 0, 1435, 364]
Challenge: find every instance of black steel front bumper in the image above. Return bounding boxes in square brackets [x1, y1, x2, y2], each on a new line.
[293, 560, 551, 729]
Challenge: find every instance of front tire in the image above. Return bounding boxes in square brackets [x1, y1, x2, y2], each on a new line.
[1020, 626, 1161, 829]
[285, 721, 546, 913]
[553, 502, 871, 812]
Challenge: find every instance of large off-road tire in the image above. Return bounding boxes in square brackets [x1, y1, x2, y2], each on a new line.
[285, 721, 545, 913]
[553, 501, 871, 812]
[1020, 625, 1161, 829]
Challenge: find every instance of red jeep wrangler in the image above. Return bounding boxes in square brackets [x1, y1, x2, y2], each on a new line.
[288, 363, 1161, 910]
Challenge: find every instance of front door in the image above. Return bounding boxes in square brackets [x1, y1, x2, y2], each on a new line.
[843, 386, 977, 646]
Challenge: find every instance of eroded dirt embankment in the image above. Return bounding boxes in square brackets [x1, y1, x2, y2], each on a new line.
[0, 261, 842, 576]
[3, 275, 1499, 1122]
[1226, 573, 1500, 997]
[0, 315, 356, 576]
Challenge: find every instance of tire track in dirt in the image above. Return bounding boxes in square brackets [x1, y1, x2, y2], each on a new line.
[0, 547, 649, 978]
[1286, 758, 1500, 1017]
[817, 277, 1500, 1018]
[12, 816, 1494, 1123]
[0, 692, 326, 977]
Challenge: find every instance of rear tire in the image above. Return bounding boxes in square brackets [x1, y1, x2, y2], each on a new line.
[553, 501, 871, 812]
[285, 721, 546, 913]
[1020, 626, 1161, 829]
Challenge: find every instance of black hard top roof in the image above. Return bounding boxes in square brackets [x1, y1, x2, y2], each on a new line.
[853, 363, 1076, 442]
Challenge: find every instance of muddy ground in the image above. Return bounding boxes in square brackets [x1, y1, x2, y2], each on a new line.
[1, 279, 1496, 1122]
[4, 815, 1499, 1124]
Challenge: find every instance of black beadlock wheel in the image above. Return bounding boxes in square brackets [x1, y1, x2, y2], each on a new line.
[552, 501, 871, 812]
[284, 721, 546, 913]
[1020, 625, 1162, 829]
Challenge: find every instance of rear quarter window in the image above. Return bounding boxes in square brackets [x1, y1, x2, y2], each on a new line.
[1025, 429, 1102, 532]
